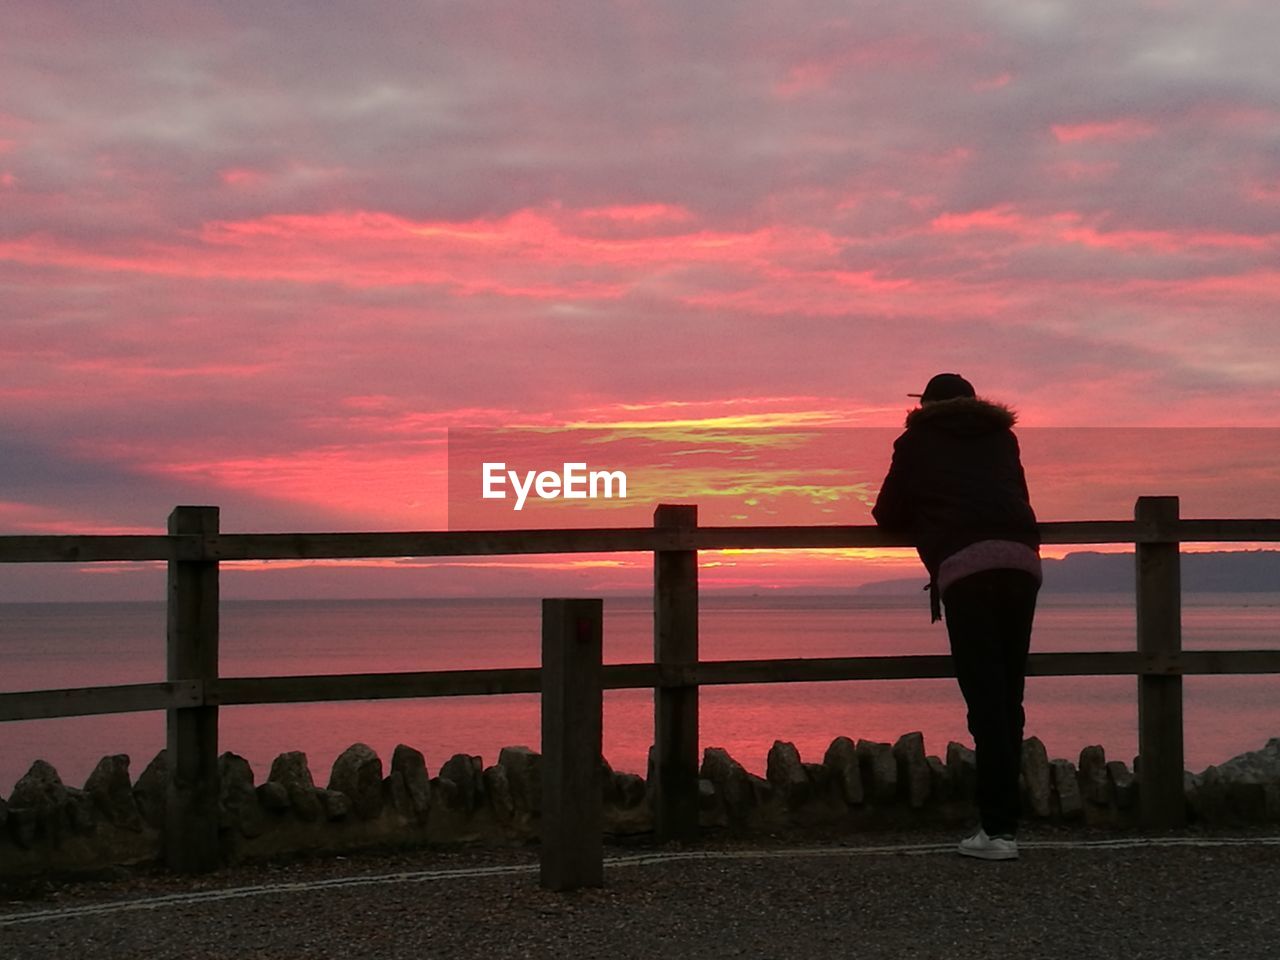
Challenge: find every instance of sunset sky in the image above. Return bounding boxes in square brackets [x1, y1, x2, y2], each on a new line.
[2, 1, 1278, 599]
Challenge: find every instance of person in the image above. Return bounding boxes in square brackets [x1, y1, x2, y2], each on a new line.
[871, 373, 1042, 861]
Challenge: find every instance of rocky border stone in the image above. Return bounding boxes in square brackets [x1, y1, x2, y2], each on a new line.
[5, 735, 1280, 879]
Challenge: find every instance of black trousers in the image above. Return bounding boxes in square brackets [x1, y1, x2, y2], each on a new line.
[942, 568, 1040, 837]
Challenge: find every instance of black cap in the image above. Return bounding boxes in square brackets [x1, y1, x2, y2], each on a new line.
[908, 373, 976, 403]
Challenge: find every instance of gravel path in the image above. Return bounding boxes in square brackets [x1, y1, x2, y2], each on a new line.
[3, 828, 1278, 959]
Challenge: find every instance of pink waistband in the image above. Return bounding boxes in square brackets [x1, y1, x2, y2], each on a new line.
[937, 540, 1042, 595]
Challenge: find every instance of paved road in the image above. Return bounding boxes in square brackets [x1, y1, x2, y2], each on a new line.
[3, 832, 1278, 959]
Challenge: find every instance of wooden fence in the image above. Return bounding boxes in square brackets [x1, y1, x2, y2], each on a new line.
[2, 496, 1279, 889]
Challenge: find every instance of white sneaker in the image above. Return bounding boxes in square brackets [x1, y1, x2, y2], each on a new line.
[957, 828, 1018, 861]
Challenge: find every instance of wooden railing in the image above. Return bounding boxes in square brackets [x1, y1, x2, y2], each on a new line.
[2, 496, 1280, 888]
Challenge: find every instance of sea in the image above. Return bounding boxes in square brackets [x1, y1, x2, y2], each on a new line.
[2, 594, 1277, 793]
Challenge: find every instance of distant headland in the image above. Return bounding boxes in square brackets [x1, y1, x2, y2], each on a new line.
[855, 550, 1280, 595]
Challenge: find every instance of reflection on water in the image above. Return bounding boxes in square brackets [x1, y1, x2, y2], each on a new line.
[1, 594, 1276, 789]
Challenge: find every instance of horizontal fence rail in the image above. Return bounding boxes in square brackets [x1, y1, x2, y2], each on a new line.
[4, 518, 1280, 564]
[2, 499, 1279, 887]
[7, 650, 1280, 724]
[0, 681, 204, 722]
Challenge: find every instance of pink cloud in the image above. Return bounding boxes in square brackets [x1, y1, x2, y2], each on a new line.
[1051, 119, 1158, 143]
[1047, 159, 1118, 182]
[220, 167, 266, 186]
[929, 204, 1025, 233]
[930, 204, 1275, 254]
[773, 32, 945, 98]
[0, 206, 849, 305]
[156, 445, 450, 530]
[0, 501, 156, 535]
[1058, 222, 1271, 254]
[1247, 180, 1280, 202]
[972, 72, 1012, 91]
[579, 203, 693, 224]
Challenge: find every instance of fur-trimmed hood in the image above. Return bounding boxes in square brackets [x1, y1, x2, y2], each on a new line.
[904, 396, 1017, 432]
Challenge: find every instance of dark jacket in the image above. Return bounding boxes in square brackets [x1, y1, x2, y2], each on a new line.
[872, 397, 1039, 617]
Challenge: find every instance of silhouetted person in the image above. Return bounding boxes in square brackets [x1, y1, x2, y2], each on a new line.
[872, 373, 1041, 860]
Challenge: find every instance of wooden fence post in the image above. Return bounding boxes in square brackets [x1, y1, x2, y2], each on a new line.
[1135, 496, 1186, 828]
[166, 505, 221, 871]
[540, 598, 604, 891]
[653, 504, 699, 843]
